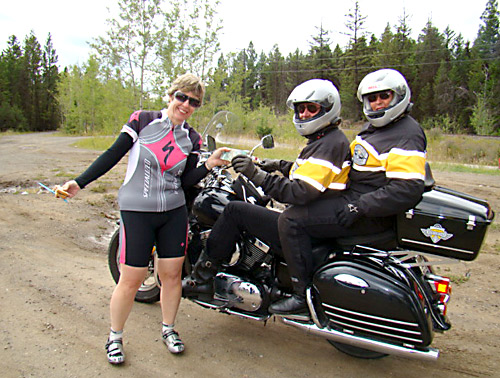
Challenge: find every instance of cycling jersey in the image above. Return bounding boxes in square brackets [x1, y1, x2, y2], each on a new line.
[75, 109, 206, 212]
[118, 109, 202, 212]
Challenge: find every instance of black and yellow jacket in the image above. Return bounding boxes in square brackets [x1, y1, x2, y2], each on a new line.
[259, 125, 351, 206]
[349, 115, 427, 217]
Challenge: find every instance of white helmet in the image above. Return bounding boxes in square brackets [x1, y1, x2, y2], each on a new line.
[357, 69, 411, 127]
[286, 79, 341, 136]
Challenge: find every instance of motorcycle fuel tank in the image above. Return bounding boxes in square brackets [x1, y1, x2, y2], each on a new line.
[192, 188, 236, 227]
[313, 258, 433, 348]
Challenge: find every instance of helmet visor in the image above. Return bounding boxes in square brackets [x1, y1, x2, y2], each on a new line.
[295, 102, 321, 116]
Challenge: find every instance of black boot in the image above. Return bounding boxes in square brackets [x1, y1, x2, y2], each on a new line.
[182, 251, 220, 297]
[269, 294, 307, 315]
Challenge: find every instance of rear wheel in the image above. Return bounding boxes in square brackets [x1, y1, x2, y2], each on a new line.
[107, 229, 161, 303]
[327, 340, 388, 359]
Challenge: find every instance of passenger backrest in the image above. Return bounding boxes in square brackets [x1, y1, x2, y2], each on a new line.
[424, 162, 435, 191]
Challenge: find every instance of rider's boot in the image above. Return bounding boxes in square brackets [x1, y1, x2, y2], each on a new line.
[182, 250, 221, 297]
[269, 281, 308, 315]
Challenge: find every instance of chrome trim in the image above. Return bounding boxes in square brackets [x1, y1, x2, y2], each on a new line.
[192, 299, 224, 309]
[467, 215, 476, 230]
[328, 318, 423, 343]
[387, 250, 459, 268]
[280, 318, 439, 361]
[400, 238, 474, 255]
[192, 299, 270, 321]
[306, 288, 322, 328]
[325, 312, 422, 336]
[223, 309, 270, 321]
[253, 237, 270, 253]
[322, 303, 418, 327]
[273, 313, 310, 322]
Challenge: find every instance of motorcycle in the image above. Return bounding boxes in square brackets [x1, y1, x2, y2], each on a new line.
[108, 111, 495, 360]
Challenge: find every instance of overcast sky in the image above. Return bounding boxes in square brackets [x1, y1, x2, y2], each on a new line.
[0, 0, 489, 68]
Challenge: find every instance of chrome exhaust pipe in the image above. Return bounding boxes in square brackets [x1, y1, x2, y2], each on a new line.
[279, 317, 439, 361]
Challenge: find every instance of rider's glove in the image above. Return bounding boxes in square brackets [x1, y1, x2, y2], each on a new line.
[337, 202, 362, 227]
[231, 155, 267, 187]
[258, 159, 281, 173]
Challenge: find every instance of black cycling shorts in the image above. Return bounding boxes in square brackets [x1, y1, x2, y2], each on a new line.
[118, 206, 188, 267]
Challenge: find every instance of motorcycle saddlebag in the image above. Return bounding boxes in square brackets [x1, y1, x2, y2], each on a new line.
[396, 186, 494, 261]
[313, 258, 433, 347]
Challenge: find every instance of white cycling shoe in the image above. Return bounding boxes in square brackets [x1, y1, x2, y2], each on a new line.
[105, 338, 125, 364]
[162, 330, 185, 354]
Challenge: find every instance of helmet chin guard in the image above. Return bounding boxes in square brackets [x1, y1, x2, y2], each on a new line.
[357, 69, 411, 127]
[287, 79, 341, 136]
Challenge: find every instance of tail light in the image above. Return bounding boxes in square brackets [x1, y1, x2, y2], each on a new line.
[425, 274, 452, 316]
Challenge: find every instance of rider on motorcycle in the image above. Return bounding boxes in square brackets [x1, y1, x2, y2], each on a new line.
[269, 68, 428, 314]
[182, 79, 352, 311]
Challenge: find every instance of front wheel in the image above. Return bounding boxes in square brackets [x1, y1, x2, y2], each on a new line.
[107, 229, 161, 303]
[327, 340, 388, 359]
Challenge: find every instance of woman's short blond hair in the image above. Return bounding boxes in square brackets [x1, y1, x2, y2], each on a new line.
[167, 73, 205, 104]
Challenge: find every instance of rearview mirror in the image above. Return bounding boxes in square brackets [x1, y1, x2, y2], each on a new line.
[206, 135, 216, 152]
[261, 134, 274, 149]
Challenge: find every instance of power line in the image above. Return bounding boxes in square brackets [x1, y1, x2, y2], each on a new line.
[222, 42, 499, 67]
[255, 56, 500, 75]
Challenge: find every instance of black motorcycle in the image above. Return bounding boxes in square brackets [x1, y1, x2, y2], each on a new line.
[108, 111, 494, 360]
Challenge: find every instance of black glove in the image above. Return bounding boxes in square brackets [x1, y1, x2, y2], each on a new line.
[231, 155, 267, 186]
[337, 202, 362, 228]
[258, 159, 280, 173]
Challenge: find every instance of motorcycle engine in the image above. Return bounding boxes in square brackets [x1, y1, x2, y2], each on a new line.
[213, 273, 264, 312]
[236, 236, 271, 271]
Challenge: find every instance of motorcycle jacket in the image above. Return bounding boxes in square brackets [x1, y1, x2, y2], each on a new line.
[75, 109, 206, 212]
[349, 115, 426, 217]
[259, 125, 351, 205]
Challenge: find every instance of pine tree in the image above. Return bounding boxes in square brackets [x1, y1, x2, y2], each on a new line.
[343, 0, 371, 120]
[41, 33, 60, 130]
[470, 0, 500, 134]
[0, 36, 27, 131]
[413, 20, 447, 122]
[22, 31, 44, 131]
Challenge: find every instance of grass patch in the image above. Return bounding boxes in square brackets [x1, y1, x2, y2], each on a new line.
[54, 171, 74, 178]
[448, 274, 471, 285]
[90, 183, 108, 193]
[430, 162, 500, 175]
[73, 136, 115, 150]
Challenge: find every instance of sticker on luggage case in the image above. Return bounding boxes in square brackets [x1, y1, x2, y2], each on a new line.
[421, 224, 454, 244]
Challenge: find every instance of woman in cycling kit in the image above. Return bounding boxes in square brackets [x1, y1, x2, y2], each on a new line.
[55, 73, 228, 365]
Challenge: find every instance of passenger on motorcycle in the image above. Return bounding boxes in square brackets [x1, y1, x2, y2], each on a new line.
[182, 79, 351, 315]
[55, 74, 228, 364]
[269, 68, 428, 314]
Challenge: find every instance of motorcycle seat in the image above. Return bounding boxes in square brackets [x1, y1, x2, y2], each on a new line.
[335, 228, 397, 251]
[308, 229, 397, 269]
[311, 228, 397, 254]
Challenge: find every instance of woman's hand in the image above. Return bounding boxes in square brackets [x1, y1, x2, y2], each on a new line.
[53, 180, 81, 199]
[205, 147, 230, 170]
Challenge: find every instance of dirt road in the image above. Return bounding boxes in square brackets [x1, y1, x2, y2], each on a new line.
[0, 133, 499, 377]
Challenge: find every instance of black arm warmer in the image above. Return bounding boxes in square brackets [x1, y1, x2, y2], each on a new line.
[181, 154, 210, 189]
[75, 133, 133, 189]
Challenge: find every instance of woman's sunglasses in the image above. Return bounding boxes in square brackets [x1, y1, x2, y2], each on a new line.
[366, 91, 392, 103]
[296, 103, 321, 114]
[174, 91, 201, 108]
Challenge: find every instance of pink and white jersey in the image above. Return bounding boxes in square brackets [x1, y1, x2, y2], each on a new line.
[118, 109, 202, 212]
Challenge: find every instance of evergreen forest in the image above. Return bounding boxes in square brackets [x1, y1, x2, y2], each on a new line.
[1, 0, 500, 138]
